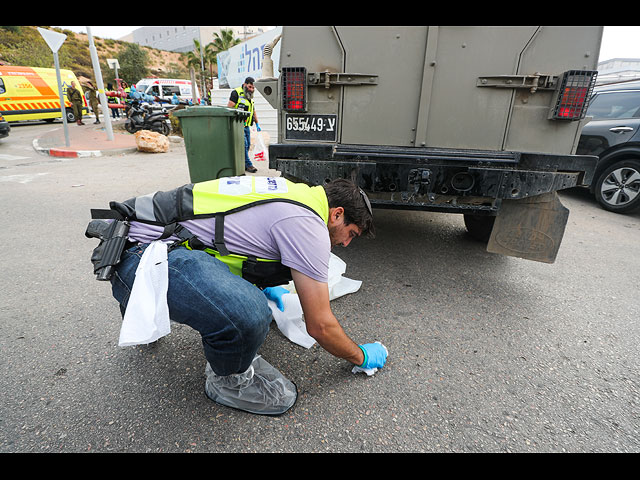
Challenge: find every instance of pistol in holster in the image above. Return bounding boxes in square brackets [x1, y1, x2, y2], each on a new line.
[85, 219, 130, 281]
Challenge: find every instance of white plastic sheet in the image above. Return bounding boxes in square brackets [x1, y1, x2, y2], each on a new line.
[267, 253, 362, 349]
[118, 250, 363, 354]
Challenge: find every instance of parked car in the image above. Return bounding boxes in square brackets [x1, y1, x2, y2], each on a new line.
[577, 80, 640, 213]
[0, 112, 10, 138]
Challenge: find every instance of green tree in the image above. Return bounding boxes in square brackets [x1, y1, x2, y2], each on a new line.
[185, 38, 207, 100]
[186, 29, 240, 81]
[164, 62, 187, 78]
[204, 29, 240, 87]
[0, 26, 22, 33]
[208, 28, 241, 57]
[5, 39, 52, 67]
[118, 43, 149, 84]
[185, 38, 204, 72]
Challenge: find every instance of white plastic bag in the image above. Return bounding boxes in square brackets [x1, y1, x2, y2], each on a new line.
[118, 241, 171, 346]
[253, 131, 268, 162]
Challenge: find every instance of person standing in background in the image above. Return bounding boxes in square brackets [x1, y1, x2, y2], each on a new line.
[227, 77, 261, 173]
[67, 81, 84, 126]
[84, 81, 100, 124]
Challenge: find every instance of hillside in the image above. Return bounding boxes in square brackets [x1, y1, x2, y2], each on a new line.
[0, 26, 190, 83]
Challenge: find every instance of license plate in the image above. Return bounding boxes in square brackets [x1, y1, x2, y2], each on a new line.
[285, 114, 337, 141]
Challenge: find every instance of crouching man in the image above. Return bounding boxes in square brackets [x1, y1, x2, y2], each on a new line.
[94, 176, 388, 415]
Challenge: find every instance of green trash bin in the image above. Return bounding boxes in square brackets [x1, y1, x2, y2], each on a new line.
[173, 106, 249, 183]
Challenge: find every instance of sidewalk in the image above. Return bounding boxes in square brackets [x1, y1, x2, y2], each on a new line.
[33, 116, 138, 158]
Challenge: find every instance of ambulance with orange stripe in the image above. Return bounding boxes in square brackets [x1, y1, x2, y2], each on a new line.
[0, 66, 87, 123]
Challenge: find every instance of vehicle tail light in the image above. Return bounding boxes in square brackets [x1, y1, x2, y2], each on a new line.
[550, 70, 597, 120]
[282, 67, 307, 112]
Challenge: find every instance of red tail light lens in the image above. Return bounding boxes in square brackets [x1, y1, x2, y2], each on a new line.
[550, 70, 597, 120]
[282, 67, 306, 112]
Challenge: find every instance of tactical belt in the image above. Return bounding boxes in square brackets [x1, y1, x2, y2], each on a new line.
[88, 209, 292, 288]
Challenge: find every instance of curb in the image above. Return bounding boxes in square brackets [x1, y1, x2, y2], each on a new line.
[32, 138, 138, 158]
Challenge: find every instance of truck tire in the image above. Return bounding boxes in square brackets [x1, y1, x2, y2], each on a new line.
[65, 108, 76, 123]
[463, 214, 495, 243]
[594, 159, 640, 213]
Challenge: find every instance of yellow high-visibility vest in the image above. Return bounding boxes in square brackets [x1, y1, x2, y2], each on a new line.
[109, 176, 329, 287]
[232, 86, 254, 126]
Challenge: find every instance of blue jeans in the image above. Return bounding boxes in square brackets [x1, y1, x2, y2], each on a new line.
[244, 126, 252, 167]
[111, 244, 273, 376]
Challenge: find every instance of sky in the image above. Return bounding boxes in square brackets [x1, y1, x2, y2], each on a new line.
[52, 26, 640, 63]
[53, 26, 141, 40]
[598, 26, 640, 61]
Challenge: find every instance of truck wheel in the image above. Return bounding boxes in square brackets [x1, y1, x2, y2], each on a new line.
[463, 214, 495, 242]
[594, 159, 640, 213]
[65, 108, 76, 123]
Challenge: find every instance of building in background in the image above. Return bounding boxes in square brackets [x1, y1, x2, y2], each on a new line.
[120, 26, 273, 53]
[596, 58, 640, 85]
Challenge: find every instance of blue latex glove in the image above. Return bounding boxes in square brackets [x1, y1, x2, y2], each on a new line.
[256, 123, 261, 131]
[263, 286, 290, 312]
[358, 342, 388, 369]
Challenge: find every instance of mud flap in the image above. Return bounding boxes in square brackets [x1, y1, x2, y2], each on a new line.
[487, 192, 569, 263]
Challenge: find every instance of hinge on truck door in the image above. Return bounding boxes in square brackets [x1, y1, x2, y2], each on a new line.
[309, 71, 378, 89]
[477, 73, 558, 93]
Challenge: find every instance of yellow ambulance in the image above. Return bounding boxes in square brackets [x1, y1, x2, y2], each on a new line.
[0, 66, 88, 123]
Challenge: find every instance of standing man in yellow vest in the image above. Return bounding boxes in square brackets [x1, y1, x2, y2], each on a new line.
[228, 77, 260, 173]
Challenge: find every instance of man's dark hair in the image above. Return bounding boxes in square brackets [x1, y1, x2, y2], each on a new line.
[244, 77, 255, 85]
[323, 179, 375, 238]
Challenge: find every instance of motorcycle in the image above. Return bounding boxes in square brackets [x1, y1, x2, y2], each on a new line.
[124, 101, 171, 135]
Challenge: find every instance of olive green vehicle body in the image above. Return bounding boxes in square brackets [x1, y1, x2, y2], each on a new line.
[256, 26, 604, 262]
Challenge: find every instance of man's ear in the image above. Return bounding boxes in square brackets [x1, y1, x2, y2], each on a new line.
[328, 206, 344, 225]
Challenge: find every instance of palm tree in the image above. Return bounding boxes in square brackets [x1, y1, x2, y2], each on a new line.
[205, 29, 240, 89]
[208, 29, 241, 58]
[185, 40, 202, 72]
[185, 38, 209, 101]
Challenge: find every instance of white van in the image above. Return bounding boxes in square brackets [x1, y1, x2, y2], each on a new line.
[135, 78, 200, 103]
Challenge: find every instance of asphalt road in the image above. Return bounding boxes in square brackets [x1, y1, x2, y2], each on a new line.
[1, 121, 639, 452]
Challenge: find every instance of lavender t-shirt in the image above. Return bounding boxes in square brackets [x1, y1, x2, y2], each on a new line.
[127, 202, 331, 282]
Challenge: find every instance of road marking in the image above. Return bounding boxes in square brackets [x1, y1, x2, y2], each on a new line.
[0, 173, 49, 183]
[0, 154, 31, 161]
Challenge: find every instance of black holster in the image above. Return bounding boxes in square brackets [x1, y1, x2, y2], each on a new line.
[85, 219, 130, 281]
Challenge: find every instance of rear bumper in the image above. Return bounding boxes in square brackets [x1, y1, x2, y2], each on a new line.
[269, 143, 598, 214]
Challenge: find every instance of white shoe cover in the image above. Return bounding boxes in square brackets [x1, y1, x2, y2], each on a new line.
[205, 355, 297, 415]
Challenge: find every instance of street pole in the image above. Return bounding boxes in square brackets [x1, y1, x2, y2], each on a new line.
[198, 31, 206, 105]
[52, 51, 70, 147]
[199, 40, 206, 105]
[86, 26, 114, 141]
[189, 67, 198, 105]
[37, 28, 70, 147]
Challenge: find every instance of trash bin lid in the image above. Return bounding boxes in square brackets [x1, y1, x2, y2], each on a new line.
[173, 106, 248, 118]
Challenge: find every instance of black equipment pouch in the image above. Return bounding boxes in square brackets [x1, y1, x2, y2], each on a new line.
[85, 219, 131, 281]
[242, 256, 293, 289]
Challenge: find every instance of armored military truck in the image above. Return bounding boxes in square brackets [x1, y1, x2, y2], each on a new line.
[255, 26, 603, 263]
